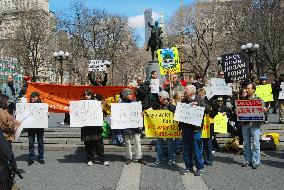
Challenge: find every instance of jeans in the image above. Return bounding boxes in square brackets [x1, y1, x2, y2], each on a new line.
[202, 138, 213, 165]
[156, 138, 175, 161]
[111, 130, 124, 145]
[124, 133, 142, 160]
[242, 125, 260, 165]
[28, 129, 44, 161]
[182, 128, 204, 170]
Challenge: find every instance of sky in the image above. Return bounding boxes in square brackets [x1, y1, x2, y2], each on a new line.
[49, 0, 193, 46]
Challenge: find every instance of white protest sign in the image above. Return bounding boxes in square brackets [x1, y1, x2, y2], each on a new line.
[15, 116, 35, 141]
[111, 102, 143, 129]
[16, 103, 49, 128]
[206, 78, 232, 99]
[174, 102, 205, 126]
[69, 100, 103, 127]
[88, 60, 111, 72]
[279, 82, 284, 100]
[150, 79, 160, 94]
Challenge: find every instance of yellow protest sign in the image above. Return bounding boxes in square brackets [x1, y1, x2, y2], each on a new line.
[255, 84, 273, 102]
[157, 47, 180, 75]
[201, 115, 211, 139]
[144, 110, 181, 138]
[214, 113, 228, 134]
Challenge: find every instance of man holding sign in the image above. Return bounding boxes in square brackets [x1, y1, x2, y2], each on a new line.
[240, 83, 264, 169]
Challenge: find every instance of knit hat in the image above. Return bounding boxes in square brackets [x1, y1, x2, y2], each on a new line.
[30, 91, 40, 98]
[259, 75, 267, 81]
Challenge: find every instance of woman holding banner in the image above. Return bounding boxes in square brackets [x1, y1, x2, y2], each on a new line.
[81, 90, 109, 166]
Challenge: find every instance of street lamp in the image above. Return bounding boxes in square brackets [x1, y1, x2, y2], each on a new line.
[53, 51, 71, 84]
[240, 43, 259, 80]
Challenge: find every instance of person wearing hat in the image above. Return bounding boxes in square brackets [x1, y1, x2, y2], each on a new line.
[278, 73, 284, 124]
[121, 88, 147, 165]
[259, 76, 270, 123]
[27, 91, 45, 166]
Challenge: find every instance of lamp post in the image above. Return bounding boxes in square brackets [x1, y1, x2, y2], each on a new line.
[53, 51, 71, 84]
[240, 43, 259, 80]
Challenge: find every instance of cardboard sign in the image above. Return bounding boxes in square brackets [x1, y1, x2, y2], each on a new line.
[144, 110, 180, 138]
[88, 60, 111, 72]
[214, 113, 228, 134]
[174, 102, 205, 126]
[69, 100, 104, 127]
[220, 52, 250, 83]
[255, 84, 273, 102]
[236, 99, 265, 121]
[150, 79, 160, 94]
[278, 82, 284, 100]
[157, 47, 180, 75]
[110, 102, 143, 129]
[205, 78, 233, 99]
[16, 103, 49, 128]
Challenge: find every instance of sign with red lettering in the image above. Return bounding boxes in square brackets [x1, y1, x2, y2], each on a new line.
[235, 100, 264, 121]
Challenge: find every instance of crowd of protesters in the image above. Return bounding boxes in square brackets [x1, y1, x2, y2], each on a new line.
[1, 70, 284, 189]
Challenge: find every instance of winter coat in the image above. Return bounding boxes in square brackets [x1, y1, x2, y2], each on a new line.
[2, 83, 21, 103]
[136, 81, 159, 110]
[88, 73, 108, 86]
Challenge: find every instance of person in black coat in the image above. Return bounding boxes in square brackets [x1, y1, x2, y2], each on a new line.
[88, 72, 108, 86]
[81, 89, 109, 166]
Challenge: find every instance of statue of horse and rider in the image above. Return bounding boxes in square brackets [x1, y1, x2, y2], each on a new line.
[146, 21, 163, 61]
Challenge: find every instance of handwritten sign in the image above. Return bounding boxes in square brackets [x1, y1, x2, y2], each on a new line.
[69, 100, 103, 127]
[15, 116, 35, 141]
[16, 103, 49, 128]
[157, 47, 180, 75]
[150, 79, 160, 94]
[205, 78, 232, 99]
[174, 102, 205, 126]
[88, 60, 111, 72]
[214, 113, 228, 134]
[255, 84, 273, 102]
[220, 52, 250, 83]
[236, 99, 264, 121]
[201, 115, 211, 138]
[111, 102, 143, 129]
[278, 82, 284, 100]
[144, 110, 180, 138]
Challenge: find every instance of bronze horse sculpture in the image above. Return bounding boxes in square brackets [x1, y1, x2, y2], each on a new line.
[146, 21, 163, 61]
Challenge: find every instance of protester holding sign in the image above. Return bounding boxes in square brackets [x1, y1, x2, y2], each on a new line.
[278, 73, 284, 124]
[81, 90, 109, 166]
[240, 83, 264, 169]
[179, 85, 206, 176]
[120, 88, 147, 165]
[258, 76, 271, 123]
[88, 71, 108, 86]
[152, 91, 176, 166]
[26, 92, 45, 166]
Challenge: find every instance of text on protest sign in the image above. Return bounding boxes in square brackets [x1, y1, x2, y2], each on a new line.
[144, 110, 181, 138]
[279, 82, 284, 100]
[69, 100, 103, 127]
[88, 60, 111, 72]
[157, 47, 180, 75]
[174, 102, 205, 126]
[220, 52, 250, 83]
[16, 103, 49, 128]
[255, 84, 273, 102]
[214, 113, 228, 134]
[150, 79, 160, 94]
[235, 99, 265, 121]
[111, 102, 143, 129]
[202, 115, 211, 138]
[206, 78, 232, 99]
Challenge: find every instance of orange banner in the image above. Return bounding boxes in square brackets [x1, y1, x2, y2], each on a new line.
[26, 82, 131, 113]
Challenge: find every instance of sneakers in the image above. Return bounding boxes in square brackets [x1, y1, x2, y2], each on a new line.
[241, 162, 252, 167]
[87, 161, 93, 166]
[195, 169, 204, 176]
[138, 159, 147, 165]
[167, 160, 176, 166]
[180, 168, 194, 175]
[252, 164, 259, 169]
[126, 158, 132, 165]
[102, 161, 110, 166]
[28, 160, 34, 166]
[38, 160, 45, 164]
[154, 160, 162, 166]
